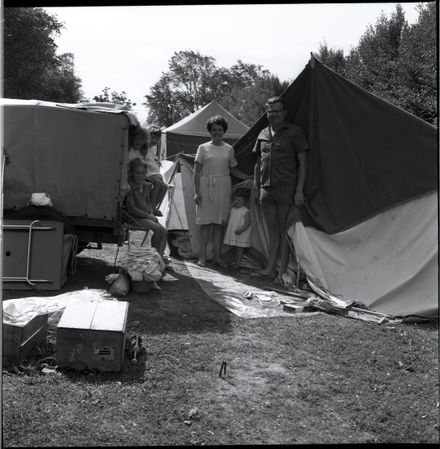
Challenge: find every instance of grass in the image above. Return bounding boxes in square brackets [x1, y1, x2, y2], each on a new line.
[2, 240, 439, 446]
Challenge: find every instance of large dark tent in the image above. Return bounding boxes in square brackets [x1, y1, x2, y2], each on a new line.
[234, 55, 437, 234]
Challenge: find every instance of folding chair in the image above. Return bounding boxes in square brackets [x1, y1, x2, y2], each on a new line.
[120, 205, 150, 247]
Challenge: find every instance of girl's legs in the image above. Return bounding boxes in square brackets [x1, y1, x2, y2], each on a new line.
[235, 246, 244, 268]
[137, 218, 167, 256]
[148, 175, 168, 212]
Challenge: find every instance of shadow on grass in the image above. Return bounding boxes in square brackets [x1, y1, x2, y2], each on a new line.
[3, 255, 235, 335]
[125, 259, 234, 336]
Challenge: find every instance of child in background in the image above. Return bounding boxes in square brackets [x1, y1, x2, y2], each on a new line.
[126, 157, 168, 261]
[128, 126, 149, 163]
[145, 125, 169, 216]
[223, 188, 252, 268]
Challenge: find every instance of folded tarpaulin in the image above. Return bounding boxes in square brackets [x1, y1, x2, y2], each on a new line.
[3, 289, 114, 329]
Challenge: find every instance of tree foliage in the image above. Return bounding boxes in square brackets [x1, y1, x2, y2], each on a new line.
[144, 51, 289, 127]
[315, 3, 437, 125]
[4, 7, 83, 102]
[398, 2, 437, 124]
[92, 87, 135, 109]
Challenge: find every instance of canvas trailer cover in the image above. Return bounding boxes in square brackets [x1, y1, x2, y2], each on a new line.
[2, 99, 134, 246]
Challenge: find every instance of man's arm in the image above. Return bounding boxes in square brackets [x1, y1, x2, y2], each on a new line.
[254, 155, 261, 190]
[294, 151, 307, 207]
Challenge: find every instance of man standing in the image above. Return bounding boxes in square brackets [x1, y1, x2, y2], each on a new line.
[252, 96, 309, 280]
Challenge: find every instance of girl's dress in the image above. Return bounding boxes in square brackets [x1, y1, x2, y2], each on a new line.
[223, 206, 251, 247]
[195, 142, 237, 225]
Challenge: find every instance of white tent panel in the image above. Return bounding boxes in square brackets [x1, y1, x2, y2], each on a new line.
[289, 192, 438, 318]
[166, 173, 188, 230]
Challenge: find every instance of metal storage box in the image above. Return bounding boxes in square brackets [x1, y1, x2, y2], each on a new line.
[56, 301, 129, 372]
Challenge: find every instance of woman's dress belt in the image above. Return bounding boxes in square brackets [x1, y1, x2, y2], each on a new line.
[204, 173, 229, 201]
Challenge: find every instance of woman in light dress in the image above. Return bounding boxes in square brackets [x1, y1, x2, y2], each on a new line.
[193, 115, 252, 267]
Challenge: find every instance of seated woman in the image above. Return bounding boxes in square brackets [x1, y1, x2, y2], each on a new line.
[126, 157, 168, 261]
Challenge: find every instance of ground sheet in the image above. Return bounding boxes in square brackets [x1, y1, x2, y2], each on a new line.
[183, 260, 319, 319]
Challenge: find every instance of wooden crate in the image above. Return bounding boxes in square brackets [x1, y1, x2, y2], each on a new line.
[3, 314, 49, 364]
[56, 301, 129, 372]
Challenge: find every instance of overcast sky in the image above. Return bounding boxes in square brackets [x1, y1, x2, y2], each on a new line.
[44, 3, 422, 123]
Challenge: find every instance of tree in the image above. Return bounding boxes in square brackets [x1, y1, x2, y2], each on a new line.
[347, 4, 408, 106]
[40, 53, 83, 103]
[398, 2, 437, 124]
[3, 7, 83, 102]
[316, 42, 346, 76]
[145, 50, 228, 124]
[144, 52, 289, 127]
[145, 75, 181, 126]
[220, 71, 290, 126]
[314, 3, 437, 125]
[93, 87, 136, 109]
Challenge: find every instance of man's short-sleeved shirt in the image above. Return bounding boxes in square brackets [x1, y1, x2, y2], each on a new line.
[252, 122, 309, 188]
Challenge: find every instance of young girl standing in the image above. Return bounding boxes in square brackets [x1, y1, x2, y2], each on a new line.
[223, 188, 252, 268]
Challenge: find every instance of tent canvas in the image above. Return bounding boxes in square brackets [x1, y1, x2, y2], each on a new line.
[161, 100, 249, 158]
[1, 99, 134, 221]
[160, 56, 438, 319]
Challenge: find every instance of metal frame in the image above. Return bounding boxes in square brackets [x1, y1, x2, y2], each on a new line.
[2, 220, 55, 286]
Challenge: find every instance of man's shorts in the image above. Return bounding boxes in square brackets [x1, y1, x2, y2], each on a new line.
[259, 184, 296, 206]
